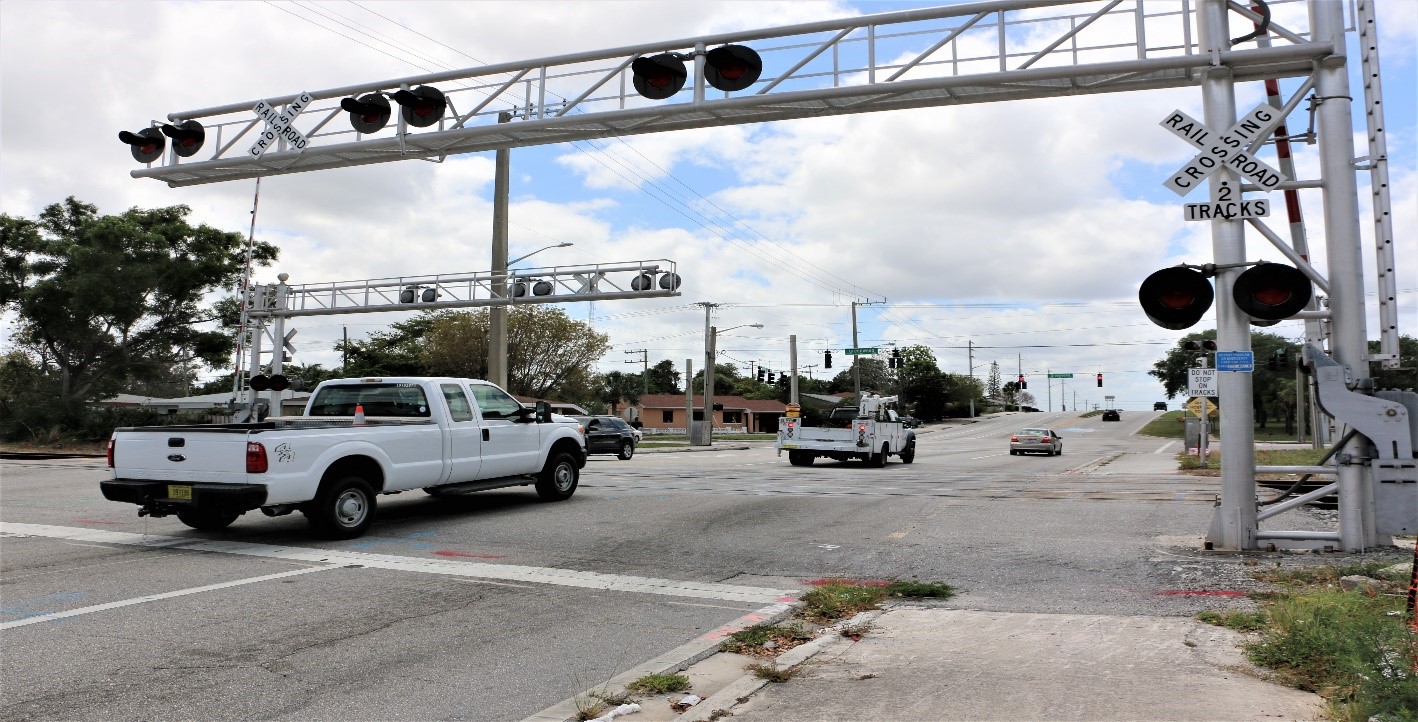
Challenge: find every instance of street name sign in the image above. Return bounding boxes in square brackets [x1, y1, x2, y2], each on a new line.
[1161, 104, 1287, 197]
[1188, 368, 1217, 397]
[845, 347, 878, 355]
[1216, 351, 1255, 372]
[1047, 373, 1073, 378]
[248, 92, 313, 158]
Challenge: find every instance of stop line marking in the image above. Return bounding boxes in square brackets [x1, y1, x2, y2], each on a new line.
[0, 523, 798, 609]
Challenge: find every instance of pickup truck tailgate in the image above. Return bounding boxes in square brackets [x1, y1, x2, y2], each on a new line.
[111, 429, 253, 483]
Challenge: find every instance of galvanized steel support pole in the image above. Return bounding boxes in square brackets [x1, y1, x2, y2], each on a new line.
[1310, 0, 1374, 551]
[1200, 0, 1258, 551]
[790, 334, 799, 405]
[489, 112, 512, 391]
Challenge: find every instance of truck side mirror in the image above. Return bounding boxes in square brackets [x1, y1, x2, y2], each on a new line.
[535, 400, 552, 424]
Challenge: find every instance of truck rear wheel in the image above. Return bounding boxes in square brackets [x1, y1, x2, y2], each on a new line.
[869, 444, 888, 467]
[176, 508, 240, 531]
[307, 475, 376, 539]
[536, 451, 579, 501]
[788, 450, 814, 466]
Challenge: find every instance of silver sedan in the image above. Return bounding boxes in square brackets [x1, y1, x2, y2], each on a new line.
[1010, 428, 1062, 456]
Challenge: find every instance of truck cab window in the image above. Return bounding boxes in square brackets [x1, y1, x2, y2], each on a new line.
[440, 384, 474, 422]
[468, 384, 523, 420]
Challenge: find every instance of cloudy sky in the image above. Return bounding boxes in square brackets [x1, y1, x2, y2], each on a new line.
[2, 0, 1414, 410]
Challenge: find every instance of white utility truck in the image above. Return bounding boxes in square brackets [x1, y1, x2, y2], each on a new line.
[774, 393, 915, 467]
[103, 377, 586, 539]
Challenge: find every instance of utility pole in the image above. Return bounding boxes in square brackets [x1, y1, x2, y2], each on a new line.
[1017, 353, 1022, 412]
[789, 334, 799, 405]
[684, 358, 693, 438]
[851, 301, 861, 400]
[625, 349, 649, 395]
[488, 112, 512, 391]
[967, 340, 975, 418]
[698, 302, 717, 446]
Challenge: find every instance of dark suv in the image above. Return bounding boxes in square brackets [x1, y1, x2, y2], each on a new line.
[574, 416, 638, 460]
[1153, 401, 1167, 411]
[1101, 410, 1121, 422]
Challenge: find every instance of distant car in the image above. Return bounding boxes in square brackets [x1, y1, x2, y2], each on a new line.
[574, 415, 638, 460]
[1153, 402, 1168, 411]
[899, 415, 921, 429]
[1102, 410, 1121, 421]
[1010, 428, 1062, 456]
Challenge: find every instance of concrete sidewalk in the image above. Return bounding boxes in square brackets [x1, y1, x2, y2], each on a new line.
[710, 606, 1325, 722]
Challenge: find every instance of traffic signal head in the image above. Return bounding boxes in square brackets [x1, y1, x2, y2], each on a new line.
[390, 86, 446, 128]
[1182, 339, 1219, 352]
[119, 127, 165, 163]
[824, 352, 832, 369]
[160, 120, 205, 157]
[1018, 375, 1027, 389]
[250, 374, 270, 391]
[766, 371, 775, 383]
[1233, 262, 1312, 323]
[1096, 373, 1103, 387]
[757, 368, 766, 382]
[1139, 267, 1214, 330]
[704, 45, 762, 92]
[340, 93, 392, 133]
[631, 53, 687, 100]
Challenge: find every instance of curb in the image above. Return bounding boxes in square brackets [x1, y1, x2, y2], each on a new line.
[636, 445, 755, 454]
[520, 601, 798, 722]
[679, 608, 885, 722]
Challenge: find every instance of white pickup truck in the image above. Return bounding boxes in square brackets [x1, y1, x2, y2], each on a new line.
[102, 377, 587, 539]
[775, 394, 916, 467]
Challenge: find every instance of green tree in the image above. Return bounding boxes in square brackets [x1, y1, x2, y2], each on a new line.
[691, 363, 740, 394]
[597, 371, 643, 413]
[0, 198, 278, 432]
[828, 357, 891, 394]
[1369, 335, 1417, 391]
[645, 359, 681, 394]
[987, 361, 1002, 399]
[415, 306, 609, 398]
[1149, 330, 1307, 432]
[341, 314, 438, 378]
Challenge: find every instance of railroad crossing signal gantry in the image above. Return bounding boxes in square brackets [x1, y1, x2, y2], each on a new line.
[122, 1, 1331, 187]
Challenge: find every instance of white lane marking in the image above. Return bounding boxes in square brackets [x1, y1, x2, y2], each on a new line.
[971, 452, 1009, 459]
[1154, 440, 1180, 454]
[0, 565, 335, 630]
[0, 523, 796, 604]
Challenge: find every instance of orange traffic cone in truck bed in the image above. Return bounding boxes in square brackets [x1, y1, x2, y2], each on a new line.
[353, 404, 367, 426]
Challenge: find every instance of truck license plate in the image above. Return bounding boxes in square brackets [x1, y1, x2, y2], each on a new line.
[167, 485, 193, 500]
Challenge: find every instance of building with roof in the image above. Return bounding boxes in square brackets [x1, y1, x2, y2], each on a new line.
[629, 394, 787, 434]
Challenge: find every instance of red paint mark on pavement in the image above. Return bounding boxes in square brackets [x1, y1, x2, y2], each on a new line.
[1157, 590, 1248, 598]
[776, 596, 799, 603]
[433, 550, 503, 559]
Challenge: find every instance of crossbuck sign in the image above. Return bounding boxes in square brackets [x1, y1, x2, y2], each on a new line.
[248, 92, 312, 158]
[1161, 104, 1287, 198]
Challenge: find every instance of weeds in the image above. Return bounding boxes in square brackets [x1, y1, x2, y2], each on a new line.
[800, 579, 956, 622]
[1196, 609, 1269, 633]
[747, 662, 799, 683]
[1196, 564, 1417, 722]
[626, 672, 690, 694]
[719, 623, 812, 655]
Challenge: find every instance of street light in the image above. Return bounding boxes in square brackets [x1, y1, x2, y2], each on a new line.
[702, 321, 763, 446]
[508, 242, 573, 267]
[490, 239, 574, 390]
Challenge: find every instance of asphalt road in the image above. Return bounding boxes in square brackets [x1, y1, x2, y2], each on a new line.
[0, 411, 1317, 721]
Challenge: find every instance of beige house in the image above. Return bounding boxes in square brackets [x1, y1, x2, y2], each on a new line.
[628, 394, 787, 434]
